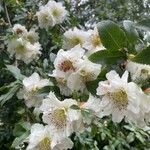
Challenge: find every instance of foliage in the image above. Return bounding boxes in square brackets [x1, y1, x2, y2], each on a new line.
[0, 0, 150, 150]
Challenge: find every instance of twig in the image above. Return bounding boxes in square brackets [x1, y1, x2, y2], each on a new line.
[4, 2, 12, 27]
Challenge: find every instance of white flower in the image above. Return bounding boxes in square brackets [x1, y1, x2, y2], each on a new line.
[40, 92, 83, 138]
[52, 45, 101, 95]
[27, 123, 73, 150]
[12, 24, 27, 35]
[83, 27, 105, 54]
[20, 72, 50, 108]
[53, 45, 85, 74]
[36, 1, 67, 29]
[22, 42, 41, 63]
[7, 24, 41, 63]
[63, 27, 89, 49]
[67, 57, 101, 92]
[24, 29, 39, 44]
[7, 37, 41, 64]
[51, 45, 85, 96]
[36, 6, 55, 29]
[46, 1, 68, 24]
[126, 61, 150, 82]
[96, 70, 146, 124]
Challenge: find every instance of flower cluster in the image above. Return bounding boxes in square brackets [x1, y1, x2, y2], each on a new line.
[4, 0, 150, 149]
[17, 72, 51, 108]
[96, 70, 150, 126]
[51, 45, 102, 96]
[21, 70, 150, 149]
[36, 1, 68, 29]
[26, 92, 83, 150]
[63, 27, 105, 54]
[7, 24, 41, 63]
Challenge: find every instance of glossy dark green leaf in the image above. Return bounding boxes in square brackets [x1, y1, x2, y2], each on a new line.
[97, 20, 127, 51]
[89, 50, 126, 65]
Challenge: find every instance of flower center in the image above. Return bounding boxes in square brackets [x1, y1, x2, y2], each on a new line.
[16, 28, 23, 34]
[59, 60, 75, 72]
[50, 108, 67, 129]
[31, 85, 39, 92]
[80, 69, 95, 82]
[140, 69, 149, 78]
[91, 34, 101, 47]
[56, 77, 67, 85]
[42, 14, 50, 24]
[109, 89, 128, 110]
[71, 36, 83, 46]
[39, 137, 51, 150]
[27, 34, 35, 44]
[15, 43, 26, 54]
[52, 8, 62, 17]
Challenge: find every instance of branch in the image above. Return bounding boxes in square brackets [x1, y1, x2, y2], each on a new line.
[4, 2, 12, 27]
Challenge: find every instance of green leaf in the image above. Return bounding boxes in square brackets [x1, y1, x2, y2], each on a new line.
[123, 20, 139, 44]
[131, 46, 150, 64]
[13, 124, 26, 137]
[70, 104, 80, 110]
[35, 84, 55, 97]
[0, 83, 20, 106]
[126, 132, 135, 143]
[0, 81, 18, 92]
[97, 20, 127, 51]
[81, 109, 93, 125]
[89, 50, 126, 65]
[13, 122, 31, 137]
[6, 65, 25, 80]
[11, 131, 30, 148]
[135, 132, 145, 144]
[12, 121, 31, 148]
[36, 86, 51, 94]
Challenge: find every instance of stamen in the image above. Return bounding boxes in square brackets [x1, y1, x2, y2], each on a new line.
[59, 60, 75, 72]
[50, 108, 67, 129]
[80, 69, 95, 82]
[16, 28, 23, 34]
[71, 36, 83, 46]
[91, 33, 101, 47]
[108, 89, 128, 110]
[52, 8, 62, 17]
[38, 137, 51, 150]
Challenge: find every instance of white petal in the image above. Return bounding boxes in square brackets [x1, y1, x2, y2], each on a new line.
[23, 72, 40, 88]
[112, 109, 124, 123]
[62, 98, 77, 107]
[121, 70, 129, 83]
[52, 138, 73, 150]
[83, 94, 101, 113]
[106, 70, 120, 82]
[67, 73, 85, 92]
[96, 81, 110, 95]
[40, 92, 60, 112]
